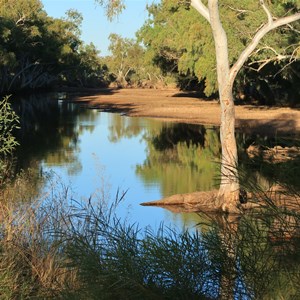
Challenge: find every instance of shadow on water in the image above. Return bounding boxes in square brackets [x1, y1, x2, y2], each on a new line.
[67, 87, 137, 114]
[152, 123, 206, 150]
[136, 123, 222, 196]
[236, 130, 300, 192]
[137, 122, 300, 198]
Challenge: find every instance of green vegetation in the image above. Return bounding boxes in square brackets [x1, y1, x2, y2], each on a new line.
[102, 33, 173, 88]
[95, 0, 300, 104]
[1, 0, 300, 298]
[1, 95, 299, 298]
[136, 0, 300, 105]
[0, 0, 108, 94]
[0, 95, 19, 186]
[0, 96, 19, 157]
[1, 0, 298, 105]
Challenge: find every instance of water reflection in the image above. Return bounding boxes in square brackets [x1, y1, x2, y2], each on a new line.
[13, 94, 83, 176]
[137, 124, 221, 196]
[10, 93, 300, 229]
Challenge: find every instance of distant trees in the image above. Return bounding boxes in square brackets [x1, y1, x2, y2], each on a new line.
[102, 33, 170, 88]
[104, 34, 143, 87]
[99, 0, 300, 104]
[0, 0, 108, 94]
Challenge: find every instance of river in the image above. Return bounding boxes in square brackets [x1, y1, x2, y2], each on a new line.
[11, 92, 300, 229]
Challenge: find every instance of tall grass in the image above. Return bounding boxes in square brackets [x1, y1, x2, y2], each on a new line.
[0, 169, 300, 299]
[0, 172, 78, 299]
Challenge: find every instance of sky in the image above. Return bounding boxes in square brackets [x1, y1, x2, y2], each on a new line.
[41, 0, 157, 56]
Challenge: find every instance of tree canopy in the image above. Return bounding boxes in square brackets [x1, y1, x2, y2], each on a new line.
[2, 0, 298, 103]
[137, 0, 300, 105]
[0, 0, 108, 94]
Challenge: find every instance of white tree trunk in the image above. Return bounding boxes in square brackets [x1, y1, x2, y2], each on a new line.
[191, 0, 300, 212]
[218, 85, 240, 212]
[208, 0, 240, 212]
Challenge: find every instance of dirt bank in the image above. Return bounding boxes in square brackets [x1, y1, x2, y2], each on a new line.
[72, 88, 300, 136]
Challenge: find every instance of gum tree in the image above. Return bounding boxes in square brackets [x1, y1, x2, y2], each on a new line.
[190, 0, 300, 212]
[97, 0, 300, 212]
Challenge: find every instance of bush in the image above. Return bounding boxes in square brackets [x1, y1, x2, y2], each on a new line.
[0, 95, 19, 186]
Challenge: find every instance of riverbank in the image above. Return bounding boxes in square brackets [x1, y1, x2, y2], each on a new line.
[71, 88, 300, 136]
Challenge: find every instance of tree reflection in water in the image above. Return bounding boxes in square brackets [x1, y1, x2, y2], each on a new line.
[136, 123, 221, 196]
[11, 94, 300, 230]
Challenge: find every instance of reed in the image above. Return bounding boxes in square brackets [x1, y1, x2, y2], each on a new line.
[0, 168, 299, 299]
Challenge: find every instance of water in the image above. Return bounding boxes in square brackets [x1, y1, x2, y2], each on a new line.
[13, 94, 218, 229]
[12, 93, 300, 229]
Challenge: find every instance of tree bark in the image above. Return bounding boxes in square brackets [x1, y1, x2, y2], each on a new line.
[208, 0, 240, 212]
[217, 87, 240, 212]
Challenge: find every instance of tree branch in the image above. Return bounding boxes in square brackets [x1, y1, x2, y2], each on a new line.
[286, 23, 300, 34]
[229, 12, 300, 84]
[15, 15, 26, 25]
[252, 45, 287, 58]
[260, 0, 273, 25]
[191, 0, 210, 23]
[248, 54, 291, 72]
[228, 5, 252, 17]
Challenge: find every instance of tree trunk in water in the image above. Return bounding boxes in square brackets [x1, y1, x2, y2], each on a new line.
[217, 86, 240, 213]
[192, 0, 300, 212]
[208, 0, 240, 212]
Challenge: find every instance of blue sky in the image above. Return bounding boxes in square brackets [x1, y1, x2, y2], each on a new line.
[41, 0, 157, 56]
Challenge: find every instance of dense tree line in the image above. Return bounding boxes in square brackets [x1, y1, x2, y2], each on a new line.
[0, 0, 108, 94]
[137, 0, 300, 106]
[102, 0, 299, 106]
[1, 0, 299, 104]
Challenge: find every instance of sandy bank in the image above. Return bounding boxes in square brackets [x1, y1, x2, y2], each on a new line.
[72, 88, 300, 136]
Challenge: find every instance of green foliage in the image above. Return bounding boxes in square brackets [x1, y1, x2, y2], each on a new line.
[0, 0, 108, 93]
[95, 0, 125, 21]
[106, 33, 143, 86]
[1, 170, 300, 299]
[0, 96, 19, 157]
[138, 0, 210, 91]
[0, 95, 19, 185]
[137, 0, 300, 104]
[103, 33, 169, 88]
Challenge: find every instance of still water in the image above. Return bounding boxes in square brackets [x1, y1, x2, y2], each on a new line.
[14, 93, 300, 229]
[14, 93, 219, 229]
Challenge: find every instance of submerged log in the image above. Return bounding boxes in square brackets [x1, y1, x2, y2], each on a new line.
[140, 188, 300, 214]
[141, 190, 258, 213]
[141, 190, 219, 213]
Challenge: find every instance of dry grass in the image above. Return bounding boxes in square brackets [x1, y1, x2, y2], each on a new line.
[0, 169, 300, 299]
